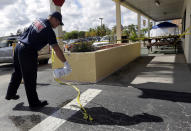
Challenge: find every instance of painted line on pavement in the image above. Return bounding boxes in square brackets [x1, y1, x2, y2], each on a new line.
[30, 89, 102, 131]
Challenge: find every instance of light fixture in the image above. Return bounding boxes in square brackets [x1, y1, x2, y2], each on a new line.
[155, 0, 160, 7]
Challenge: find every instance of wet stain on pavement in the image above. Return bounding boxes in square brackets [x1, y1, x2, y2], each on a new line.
[9, 114, 43, 131]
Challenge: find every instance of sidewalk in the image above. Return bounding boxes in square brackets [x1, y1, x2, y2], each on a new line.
[131, 52, 191, 93]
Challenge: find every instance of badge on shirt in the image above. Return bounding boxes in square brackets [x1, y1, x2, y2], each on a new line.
[32, 19, 46, 33]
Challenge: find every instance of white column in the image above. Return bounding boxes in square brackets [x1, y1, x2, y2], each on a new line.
[153, 21, 156, 26]
[116, 0, 122, 43]
[148, 18, 150, 37]
[137, 13, 141, 38]
[49, 0, 63, 44]
[185, 0, 191, 63]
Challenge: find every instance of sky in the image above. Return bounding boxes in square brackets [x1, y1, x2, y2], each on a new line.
[0, 0, 150, 37]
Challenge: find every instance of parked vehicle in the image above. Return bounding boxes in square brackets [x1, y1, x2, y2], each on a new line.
[62, 40, 69, 44]
[68, 38, 88, 44]
[63, 38, 89, 52]
[0, 37, 50, 64]
[92, 36, 110, 47]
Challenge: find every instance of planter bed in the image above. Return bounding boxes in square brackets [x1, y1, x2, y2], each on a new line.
[52, 43, 141, 83]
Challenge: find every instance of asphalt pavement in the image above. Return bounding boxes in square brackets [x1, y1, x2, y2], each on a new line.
[0, 48, 191, 131]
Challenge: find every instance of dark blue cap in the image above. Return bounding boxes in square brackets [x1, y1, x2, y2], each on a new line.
[50, 11, 64, 25]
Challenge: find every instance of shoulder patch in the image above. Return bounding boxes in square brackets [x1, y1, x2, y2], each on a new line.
[32, 19, 46, 32]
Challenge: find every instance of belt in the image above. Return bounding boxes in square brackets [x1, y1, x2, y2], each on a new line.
[18, 41, 37, 52]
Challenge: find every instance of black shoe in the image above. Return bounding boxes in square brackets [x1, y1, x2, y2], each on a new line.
[5, 95, 20, 100]
[29, 100, 48, 110]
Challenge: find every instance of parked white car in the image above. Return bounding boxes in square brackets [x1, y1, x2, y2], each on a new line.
[92, 36, 110, 47]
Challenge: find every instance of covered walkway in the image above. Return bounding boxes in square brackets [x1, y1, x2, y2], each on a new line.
[113, 0, 191, 64]
[101, 50, 191, 94]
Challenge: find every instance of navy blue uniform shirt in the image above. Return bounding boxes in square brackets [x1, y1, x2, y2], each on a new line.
[19, 18, 57, 51]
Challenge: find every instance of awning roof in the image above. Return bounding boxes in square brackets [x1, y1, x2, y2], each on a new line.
[115, 0, 184, 21]
[152, 22, 178, 29]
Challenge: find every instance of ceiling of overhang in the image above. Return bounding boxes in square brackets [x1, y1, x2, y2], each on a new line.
[119, 0, 184, 21]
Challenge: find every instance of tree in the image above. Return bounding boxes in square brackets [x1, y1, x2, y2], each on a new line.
[106, 27, 111, 35]
[63, 31, 78, 40]
[95, 24, 111, 37]
[127, 24, 137, 33]
[63, 30, 86, 40]
[89, 28, 96, 37]
[111, 25, 116, 35]
[90, 31, 96, 37]
[129, 31, 138, 41]
[85, 32, 90, 37]
[78, 31, 86, 38]
[127, 24, 138, 41]
[122, 26, 129, 36]
[63, 24, 112, 40]
[141, 28, 149, 37]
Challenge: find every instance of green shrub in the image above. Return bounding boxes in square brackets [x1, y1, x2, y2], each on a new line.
[70, 41, 95, 52]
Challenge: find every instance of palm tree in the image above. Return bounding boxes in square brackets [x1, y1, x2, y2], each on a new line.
[141, 28, 149, 36]
[96, 24, 107, 36]
[122, 26, 129, 36]
[127, 24, 138, 41]
[127, 24, 137, 33]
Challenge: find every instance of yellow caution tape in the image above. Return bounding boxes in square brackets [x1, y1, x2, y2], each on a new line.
[56, 37, 63, 39]
[51, 50, 93, 121]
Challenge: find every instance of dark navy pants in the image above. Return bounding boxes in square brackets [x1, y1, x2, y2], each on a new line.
[6, 43, 40, 106]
